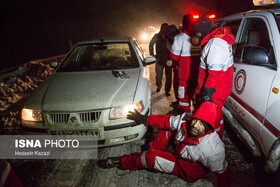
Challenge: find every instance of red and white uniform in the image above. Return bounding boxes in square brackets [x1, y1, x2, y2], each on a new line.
[120, 102, 230, 186]
[170, 32, 200, 112]
[0, 160, 22, 187]
[195, 26, 235, 139]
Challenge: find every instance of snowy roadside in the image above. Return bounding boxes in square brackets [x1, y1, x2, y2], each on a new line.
[0, 55, 64, 134]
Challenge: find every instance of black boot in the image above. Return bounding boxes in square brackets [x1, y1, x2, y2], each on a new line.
[97, 157, 121, 169]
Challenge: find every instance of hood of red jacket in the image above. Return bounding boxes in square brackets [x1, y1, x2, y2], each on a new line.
[175, 101, 218, 146]
[189, 101, 218, 129]
[201, 26, 235, 46]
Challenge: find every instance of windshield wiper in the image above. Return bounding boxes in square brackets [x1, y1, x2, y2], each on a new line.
[112, 70, 130, 79]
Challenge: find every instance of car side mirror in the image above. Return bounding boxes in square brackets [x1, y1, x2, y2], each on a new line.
[143, 57, 156, 66]
[50, 62, 58, 68]
[241, 46, 269, 65]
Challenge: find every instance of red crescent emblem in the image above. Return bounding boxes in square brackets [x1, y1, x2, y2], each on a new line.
[236, 75, 243, 89]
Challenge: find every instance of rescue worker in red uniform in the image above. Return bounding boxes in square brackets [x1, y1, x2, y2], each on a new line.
[0, 160, 22, 187]
[98, 101, 231, 187]
[193, 17, 235, 140]
[170, 14, 200, 112]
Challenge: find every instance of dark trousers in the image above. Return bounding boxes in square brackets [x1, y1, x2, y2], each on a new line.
[155, 62, 172, 93]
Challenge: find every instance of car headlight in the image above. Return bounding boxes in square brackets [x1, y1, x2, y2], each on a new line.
[22, 109, 42, 122]
[109, 101, 144, 120]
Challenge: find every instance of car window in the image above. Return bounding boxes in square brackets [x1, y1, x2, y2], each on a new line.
[223, 19, 241, 37]
[58, 42, 139, 72]
[236, 18, 276, 65]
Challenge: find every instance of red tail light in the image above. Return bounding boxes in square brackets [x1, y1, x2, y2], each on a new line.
[191, 14, 216, 21]
[207, 14, 216, 20]
[193, 15, 200, 20]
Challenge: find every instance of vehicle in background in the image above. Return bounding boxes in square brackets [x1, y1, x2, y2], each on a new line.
[215, 3, 280, 173]
[192, 14, 217, 21]
[21, 37, 155, 147]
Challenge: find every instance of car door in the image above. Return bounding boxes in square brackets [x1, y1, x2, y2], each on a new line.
[260, 13, 280, 155]
[228, 16, 277, 141]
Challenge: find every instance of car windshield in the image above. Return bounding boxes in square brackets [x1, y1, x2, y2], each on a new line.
[57, 42, 139, 72]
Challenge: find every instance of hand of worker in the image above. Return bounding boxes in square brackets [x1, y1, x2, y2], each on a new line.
[190, 99, 195, 114]
[127, 109, 148, 125]
[203, 87, 216, 102]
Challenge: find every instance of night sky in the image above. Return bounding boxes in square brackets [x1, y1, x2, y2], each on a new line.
[0, 0, 254, 69]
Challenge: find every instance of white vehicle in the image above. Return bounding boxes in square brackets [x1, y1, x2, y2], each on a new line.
[216, 4, 280, 172]
[21, 37, 155, 147]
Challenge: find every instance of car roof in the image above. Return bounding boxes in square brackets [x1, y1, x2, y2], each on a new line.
[77, 37, 135, 45]
[218, 8, 280, 20]
[244, 8, 280, 16]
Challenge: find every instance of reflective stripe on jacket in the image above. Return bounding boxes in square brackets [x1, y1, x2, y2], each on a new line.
[170, 32, 193, 80]
[146, 102, 226, 173]
[195, 27, 235, 100]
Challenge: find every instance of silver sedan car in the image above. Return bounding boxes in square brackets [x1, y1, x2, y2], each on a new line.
[21, 37, 155, 147]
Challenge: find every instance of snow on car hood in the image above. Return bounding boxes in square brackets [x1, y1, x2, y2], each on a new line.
[39, 69, 140, 111]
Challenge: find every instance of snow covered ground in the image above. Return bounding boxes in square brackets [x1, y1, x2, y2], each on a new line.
[0, 45, 279, 186]
[0, 55, 64, 134]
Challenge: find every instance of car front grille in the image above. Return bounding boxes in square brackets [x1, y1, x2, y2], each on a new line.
[50, 113, 70, 124]
[48, 111, 101, 124]
[79, 111, 101, 123]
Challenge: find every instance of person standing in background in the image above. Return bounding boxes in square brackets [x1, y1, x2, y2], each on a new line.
[165, 25, 180, 107]
[149, 23, 172, 96]
[170, 14, 200, 112]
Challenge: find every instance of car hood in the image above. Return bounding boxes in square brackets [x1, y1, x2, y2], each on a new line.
[41, 69, 140, 111]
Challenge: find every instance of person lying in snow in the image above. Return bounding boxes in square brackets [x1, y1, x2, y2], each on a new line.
[98, 101, 230, 187]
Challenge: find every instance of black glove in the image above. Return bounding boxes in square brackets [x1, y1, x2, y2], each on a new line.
[203, 87, 216, 102]
[127, 109, 148, 125]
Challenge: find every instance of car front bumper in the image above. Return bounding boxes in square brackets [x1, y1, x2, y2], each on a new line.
[20, 121, 147, 147]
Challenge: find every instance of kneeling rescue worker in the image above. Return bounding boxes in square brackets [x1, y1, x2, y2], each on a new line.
[98, 101, 230, 187]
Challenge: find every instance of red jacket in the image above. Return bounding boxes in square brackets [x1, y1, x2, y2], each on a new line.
[170, 31, 193, 81]
[147, 101, 218, 148]
[146, 102, 227, 174]
[146, 102, 230, 186]
[195, 27, 235, 101]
